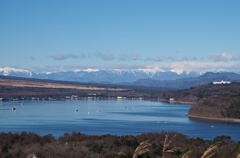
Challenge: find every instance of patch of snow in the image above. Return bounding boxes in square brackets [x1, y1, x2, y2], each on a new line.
[106, 68, 165, 78]
[44, 72, 55, 75]
[0, 67, 32, 77]
[136, 68, 158, 78]
[170, 69, 184, 75]
[83, 68, 99, 72]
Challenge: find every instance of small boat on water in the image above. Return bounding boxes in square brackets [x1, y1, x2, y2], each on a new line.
[12, 107, 16, 111]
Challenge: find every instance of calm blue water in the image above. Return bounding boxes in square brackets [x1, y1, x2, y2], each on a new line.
[0, 100, 239, 141]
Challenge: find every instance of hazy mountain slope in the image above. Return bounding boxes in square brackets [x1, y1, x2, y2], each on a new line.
[132, 72, 240, 89]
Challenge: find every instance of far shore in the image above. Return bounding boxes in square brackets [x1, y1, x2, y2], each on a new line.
[158, 99, 196, 105]
[187, 114, 240, 123]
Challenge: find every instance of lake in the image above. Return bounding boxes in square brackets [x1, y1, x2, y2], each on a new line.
[0, 100, 240, 141]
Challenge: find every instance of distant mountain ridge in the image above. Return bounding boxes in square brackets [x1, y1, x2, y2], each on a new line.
[131, 72, 240, 89]
[1, 67, 240, 90]
[0, 67, 199, 83]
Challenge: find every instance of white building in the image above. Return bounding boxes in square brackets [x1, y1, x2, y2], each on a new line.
[213, 80, 231, 85]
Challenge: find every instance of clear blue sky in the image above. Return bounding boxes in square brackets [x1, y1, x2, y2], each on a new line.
[0, 0, 240, 73]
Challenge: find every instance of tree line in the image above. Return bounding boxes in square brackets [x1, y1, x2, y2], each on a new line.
[0, 131, 240, 158]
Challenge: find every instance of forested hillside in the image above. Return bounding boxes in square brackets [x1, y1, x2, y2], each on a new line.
[159, 83, 240, 120]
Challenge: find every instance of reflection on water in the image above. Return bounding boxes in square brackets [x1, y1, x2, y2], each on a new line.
[0, 100, 239, 141]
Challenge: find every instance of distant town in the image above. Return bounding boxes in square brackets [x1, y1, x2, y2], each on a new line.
[213, 80, 231, 84]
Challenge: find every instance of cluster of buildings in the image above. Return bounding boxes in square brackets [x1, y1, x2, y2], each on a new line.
[212, 80, 231, 85]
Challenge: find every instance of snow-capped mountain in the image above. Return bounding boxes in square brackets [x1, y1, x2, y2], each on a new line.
[0, 67, 32, 77]
[0, 67, 200, 83]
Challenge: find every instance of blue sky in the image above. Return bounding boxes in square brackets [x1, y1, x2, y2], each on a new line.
[0, 0, 240, 73]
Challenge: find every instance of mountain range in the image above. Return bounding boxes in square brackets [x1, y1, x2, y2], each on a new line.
[1, 67, 240, 89]
[131, 71, 240, 89]
[0, 67, 199, 83]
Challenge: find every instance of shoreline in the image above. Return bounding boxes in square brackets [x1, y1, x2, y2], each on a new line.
[158, 99, 196, 105]
[187, 114, 240, 123]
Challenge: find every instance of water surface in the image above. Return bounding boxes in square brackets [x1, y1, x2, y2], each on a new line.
[0, 100, 239, 141]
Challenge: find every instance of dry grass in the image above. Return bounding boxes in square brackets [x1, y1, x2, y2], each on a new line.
[0, 79, 126, 91]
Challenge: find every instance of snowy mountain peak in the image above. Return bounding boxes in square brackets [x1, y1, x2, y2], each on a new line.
[0, 67, 201, 83]
[83, 68, 100, 72]
[0, 67, 32, 77]
[73, 68, 100, 73]
[107, 68, 158, 76]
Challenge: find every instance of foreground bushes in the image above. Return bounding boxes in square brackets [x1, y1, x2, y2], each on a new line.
[0, 132, 239, 158]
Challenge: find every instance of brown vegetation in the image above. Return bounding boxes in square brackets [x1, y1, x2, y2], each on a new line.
[0, 78, 125, 91]
[0, 132, 239, 158]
